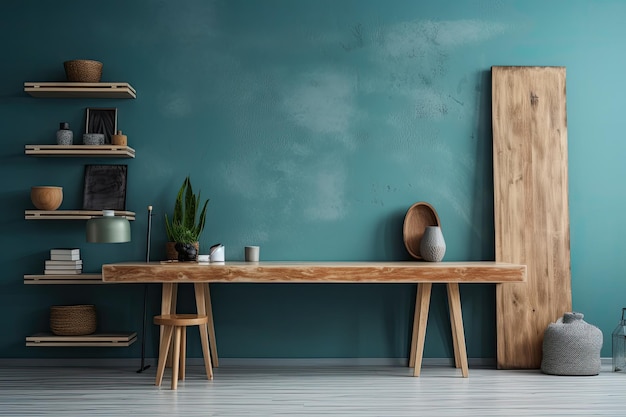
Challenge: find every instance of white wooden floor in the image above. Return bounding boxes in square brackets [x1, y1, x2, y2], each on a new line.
[0, 364, 624, 416]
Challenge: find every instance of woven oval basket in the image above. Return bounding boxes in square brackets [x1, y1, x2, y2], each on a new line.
[50, 304, 97, 336]
[63, 60, 103, 83]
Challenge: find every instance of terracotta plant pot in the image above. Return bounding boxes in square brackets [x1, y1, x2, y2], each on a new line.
[31, 186, 63, 210]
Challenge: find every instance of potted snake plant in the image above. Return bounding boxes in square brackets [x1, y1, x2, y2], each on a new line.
[164, 176, 209, 261]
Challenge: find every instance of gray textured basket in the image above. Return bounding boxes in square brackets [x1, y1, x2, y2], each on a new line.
[541, 312, 602, 376]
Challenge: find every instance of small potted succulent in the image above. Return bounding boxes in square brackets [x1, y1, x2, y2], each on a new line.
[164, 176, 209, 261]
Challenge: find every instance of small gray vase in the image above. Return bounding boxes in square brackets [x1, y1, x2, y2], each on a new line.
[420, 226, 446, 262]
[56, 122, 73, 145]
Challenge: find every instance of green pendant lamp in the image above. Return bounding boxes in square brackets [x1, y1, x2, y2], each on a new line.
[86, 210, 131, 243]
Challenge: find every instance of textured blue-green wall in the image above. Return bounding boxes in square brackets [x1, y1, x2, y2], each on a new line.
[1, 0, 625, 360]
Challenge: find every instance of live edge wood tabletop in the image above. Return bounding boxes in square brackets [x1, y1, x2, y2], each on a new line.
[102, 261, 526, 378]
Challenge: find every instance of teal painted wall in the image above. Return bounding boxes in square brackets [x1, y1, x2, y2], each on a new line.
[1, 0, 625, 360]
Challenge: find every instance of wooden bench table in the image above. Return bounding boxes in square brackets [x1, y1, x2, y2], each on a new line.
[102, 261, 526, 377]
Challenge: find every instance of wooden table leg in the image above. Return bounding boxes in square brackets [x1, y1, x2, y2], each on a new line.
[171, 326, 182, 390]
[447, 285, 461, 369]
[194, 283, 214, 380]
[411, 283, 432, 377]
[155, 325, 173, 387]
[447, 283, 469, 377]
[204, 283, 219, 367]
[161, 283, 177, 368]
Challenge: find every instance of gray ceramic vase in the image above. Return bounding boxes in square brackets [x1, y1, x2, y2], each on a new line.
[420, 226, 446, 262]
[56, 122, 73, 145]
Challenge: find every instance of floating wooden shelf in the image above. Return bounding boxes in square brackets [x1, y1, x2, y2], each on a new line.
[24, 82, 136, 99]
[25, 210, 135, 221]
[26, 332, 137, 347]
[25, 144, 135, 158]
[24, 274, 103, 284]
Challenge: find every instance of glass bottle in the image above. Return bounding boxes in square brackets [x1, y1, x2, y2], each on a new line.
[612, 308, 626, 372]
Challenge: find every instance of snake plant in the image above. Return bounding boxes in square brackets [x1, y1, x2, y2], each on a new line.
[164, 176, 209, 244]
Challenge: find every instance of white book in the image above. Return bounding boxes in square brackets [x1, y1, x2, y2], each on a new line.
[50, 248, 80, 256]
[44, 263, 83, 270]
[44, 269, 82, 275]
[50, 253, 81, 261]
[45, 260, 83, 266]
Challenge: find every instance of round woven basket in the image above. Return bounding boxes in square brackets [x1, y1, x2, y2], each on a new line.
[63, 60, 103, 82]
[50, 305, 97, 336]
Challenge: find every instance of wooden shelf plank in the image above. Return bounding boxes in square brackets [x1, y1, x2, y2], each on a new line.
[26, 332, 137, 347]
[25, 144, 135, 158]
[25, 210, 135, 221]
[24, 274, 103, 284]
[24, 82, 136, 99]
[24, 280, 105, 285]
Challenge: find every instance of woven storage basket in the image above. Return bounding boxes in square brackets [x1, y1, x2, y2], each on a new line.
[63, 60, 103, 82]
[50, 304, 97, 336]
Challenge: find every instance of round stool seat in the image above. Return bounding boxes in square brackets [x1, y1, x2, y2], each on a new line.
[153, 313, 212, 390]
[154, 314, 208, 326]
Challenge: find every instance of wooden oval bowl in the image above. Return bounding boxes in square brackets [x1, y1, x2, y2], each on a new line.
[402, 201, 441, 259]
[31, 186, 63, 210]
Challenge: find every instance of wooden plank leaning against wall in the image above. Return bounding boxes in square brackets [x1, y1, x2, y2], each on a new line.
[492, 66, 572, 369]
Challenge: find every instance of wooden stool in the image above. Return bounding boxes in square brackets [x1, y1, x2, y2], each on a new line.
[154, 314, 213, 390]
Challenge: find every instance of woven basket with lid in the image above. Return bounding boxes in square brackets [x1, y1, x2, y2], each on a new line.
[50, 304, 97, 336]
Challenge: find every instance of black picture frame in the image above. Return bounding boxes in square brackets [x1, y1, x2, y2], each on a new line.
[85, 108, 117, 144]
[82, 164, 127, 211]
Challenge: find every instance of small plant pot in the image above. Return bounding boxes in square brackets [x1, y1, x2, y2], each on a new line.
[175, 242, 199, 262]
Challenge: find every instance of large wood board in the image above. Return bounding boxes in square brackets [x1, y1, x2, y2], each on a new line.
[492, 66, 571, 369]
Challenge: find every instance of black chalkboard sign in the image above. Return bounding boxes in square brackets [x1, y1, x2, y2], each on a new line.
[82, 164, 127, 210]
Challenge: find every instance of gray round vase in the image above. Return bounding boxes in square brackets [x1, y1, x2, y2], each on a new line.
[56, 122, 73, 145]
[420, 226, 446, 262]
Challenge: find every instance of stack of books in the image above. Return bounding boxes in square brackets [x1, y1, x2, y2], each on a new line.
[45, 248, 82, 275]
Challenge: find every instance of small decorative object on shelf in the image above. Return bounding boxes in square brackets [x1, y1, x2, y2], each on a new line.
[56, 122, 73, 145]
[419, 226, 446, 262]
[86, 107, 117, 144]
[64, 59, 103, 82]
[30, 186, 63, 210]
[83, 133, 105, 145]
[612, 308, 626, 372]
[111, 130, 127, 146]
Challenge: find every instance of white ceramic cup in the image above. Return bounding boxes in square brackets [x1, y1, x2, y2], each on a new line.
[244, 246, 260, 262]
[210, 245, 225, 262]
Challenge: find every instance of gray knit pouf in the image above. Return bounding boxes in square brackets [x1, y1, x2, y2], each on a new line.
[541, 312, 603, 376]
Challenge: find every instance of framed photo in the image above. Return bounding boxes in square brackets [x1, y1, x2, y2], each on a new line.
[82, 164, 127, 211]
[85, 108, 117, 144]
